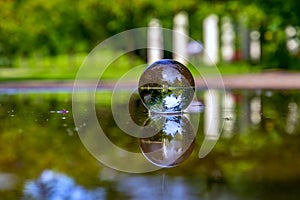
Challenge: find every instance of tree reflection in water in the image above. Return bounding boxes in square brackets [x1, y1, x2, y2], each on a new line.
[0, 91, 299, 199]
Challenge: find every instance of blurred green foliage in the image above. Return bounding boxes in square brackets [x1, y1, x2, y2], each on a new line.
[0, 0, 299, 69]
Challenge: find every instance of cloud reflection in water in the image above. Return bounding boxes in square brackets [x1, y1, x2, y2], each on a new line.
[23, 170, 105, 200]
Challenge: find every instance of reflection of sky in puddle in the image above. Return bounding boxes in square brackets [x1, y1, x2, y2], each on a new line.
[24, 170, 105, 200]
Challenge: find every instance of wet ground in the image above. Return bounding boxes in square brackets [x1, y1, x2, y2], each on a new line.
[1, 71, 300, 199]
[1, 89, 300, 199]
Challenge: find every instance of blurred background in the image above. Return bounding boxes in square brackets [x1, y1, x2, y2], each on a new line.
[1, 0, 300, 80]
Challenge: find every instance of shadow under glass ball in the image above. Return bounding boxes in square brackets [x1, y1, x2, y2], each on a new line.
[139, 115, 195, 168]
[138, 59, 195, 114]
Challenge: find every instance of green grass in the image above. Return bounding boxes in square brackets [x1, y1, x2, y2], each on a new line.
[187, 61, 261, 79]
[216, 62, 261, 75]
[0, 53, 261, 81]
[0, 53, 87, 80]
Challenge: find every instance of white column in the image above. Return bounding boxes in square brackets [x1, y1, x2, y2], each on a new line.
[221, 17, 235, 62]
[147, 18, 163, 64]
[250, 30, 261, 62]
[173, 11, 189, 65]
[203, 14, 219, 65]
[285, 26, 299, 55]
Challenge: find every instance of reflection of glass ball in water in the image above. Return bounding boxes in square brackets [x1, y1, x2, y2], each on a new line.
[139, 115, 195, 168]
[128, 92, 149, 126]
[138, 59, 195, 113]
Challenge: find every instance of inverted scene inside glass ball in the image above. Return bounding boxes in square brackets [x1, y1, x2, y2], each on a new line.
[138, 59, 195, 114]
[139, 115, 195, 168]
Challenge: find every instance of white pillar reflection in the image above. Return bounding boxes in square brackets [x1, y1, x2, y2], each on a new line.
[199, 90, 221, 158]
[286, 102, 299, 134]
[222, 92, 236, 137]
[250, 96, 262, 125]
[173, 12, 189, 65]
[203, 14, 219, 65]
[147, 18, 163, 64]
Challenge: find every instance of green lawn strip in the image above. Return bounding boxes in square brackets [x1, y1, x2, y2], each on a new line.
[0, 52, 263, 81]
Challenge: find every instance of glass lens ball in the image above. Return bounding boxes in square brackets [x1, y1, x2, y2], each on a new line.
[138, 59, 195, 113]
[139, 115, 195, 168]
